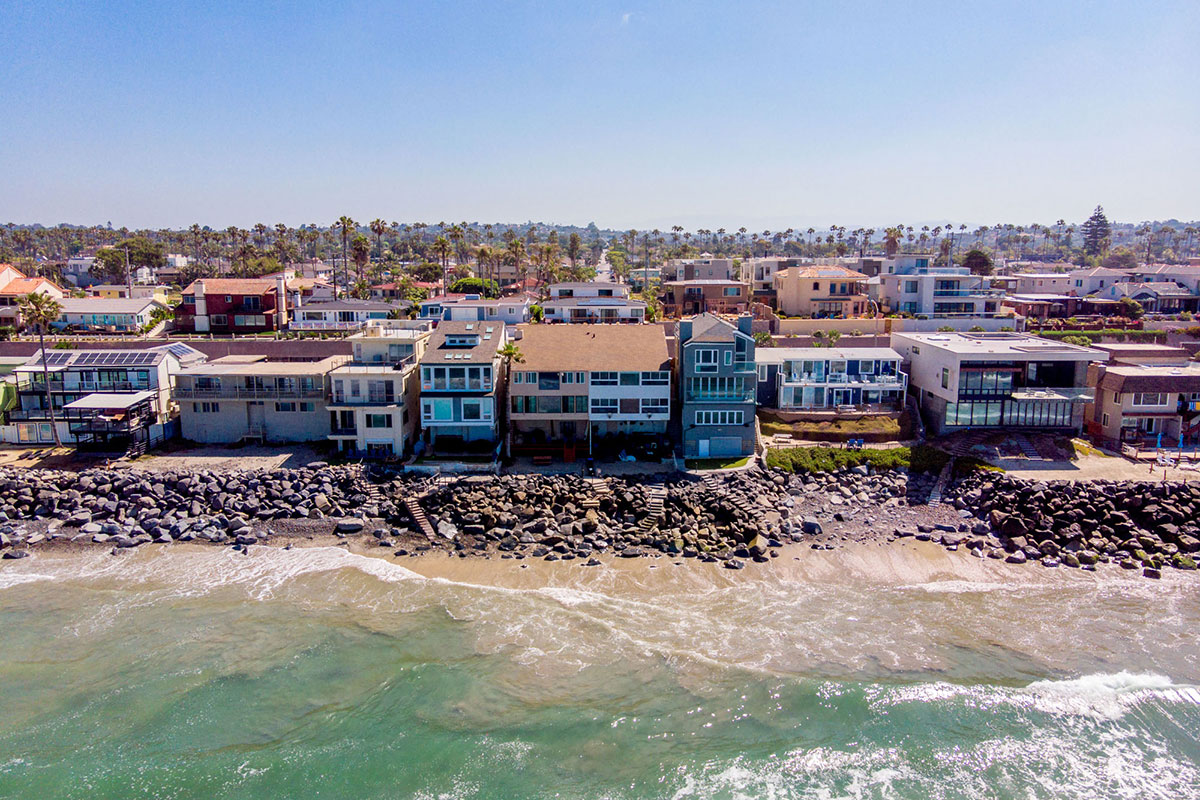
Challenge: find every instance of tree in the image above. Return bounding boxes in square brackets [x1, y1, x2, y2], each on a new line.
[449, 277, 500, 298]
[351, 234, 371, 282]
[18, 292, 64, 447]
[883, 227, 904, 257]
[498, 341, 525, 458]
[334, 216, 356, 299]
[639, 279, 663, 322]
[94, 236, 165, 284]
[1118, 296, 1144, 320]
[1102, 246, 1138, 270]
[1061, 335, 1093, 347]
[1081, 206, 1111, 257]
[962, 248, 994, 275]
[753, 331, 773, 348]
[824, 329, 842, 348]
[369, 219, 387, 262]
[432, 236, 453, 294]
[567, 232, 583, 271]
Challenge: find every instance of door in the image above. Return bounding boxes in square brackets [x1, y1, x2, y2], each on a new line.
[247, 401, 266, 434]
[697, 439, 710, 458]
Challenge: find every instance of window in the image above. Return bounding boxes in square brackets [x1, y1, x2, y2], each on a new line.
[757, 364, 768, 381]
[275, 402, 296, 412]
[641, 397, 669, 413]
[695, 410, 743, 425]
[723, 350, 733, 366]
[911, 345, 920, 354]
[422, 398, 454, 422]
[299, 402, 314, 412]
[224, 295, 233, 303]
[1133, 393, 1168, 406]
[941, 368, 950, 390]
[210, 314, 227, 326]
[538, 372, 560, 390]
[619, 372, 640, 386]
[904, 281, 918, 294]
[192, 402, 220, 413]
[694, 349, 718, 373]
[723, 287, 739, 297]
[1102, 412, 1110, 427]
[591, 371, 618, 385]
[591, 397, 619, 413]
[641, 371, 669, 385]
[366, 413, 391, 428]
[813, 282, 820, 290]
[462, 400, 483, 421]
[859, 360, 874, 375]
[562, 371, 575, 384]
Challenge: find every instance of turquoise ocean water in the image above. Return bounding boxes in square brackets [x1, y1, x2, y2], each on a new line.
[1, 545, 1198, 799]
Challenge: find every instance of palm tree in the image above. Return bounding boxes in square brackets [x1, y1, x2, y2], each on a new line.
[370, 219, 387, 262]
[498, 342, 525, 458]
[334, 216, 356, 299]
[506, 237, 527, 290]
[432, 236, 453, 294]
[18, 292, 64, 447]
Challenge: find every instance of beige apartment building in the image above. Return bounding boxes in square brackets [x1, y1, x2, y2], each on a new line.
[774, 265, 870, 317]
[327, 320, 432, 458]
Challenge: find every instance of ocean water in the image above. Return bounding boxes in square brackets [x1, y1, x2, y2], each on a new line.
[1, 545, 1199, 799]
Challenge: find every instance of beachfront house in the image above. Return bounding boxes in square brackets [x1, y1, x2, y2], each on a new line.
[175, 355, 348, 444]
[755, 347, 907, 411]
[417, 320, 505, 452]
[892, 331, 1106, 436]
[676, 313, 757, 458]
[326, 320, 432, 458]
[507, 324, 671, 459]
[5, 343, 205, 449]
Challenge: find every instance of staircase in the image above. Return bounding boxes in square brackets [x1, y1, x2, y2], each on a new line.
[702, 473, 754, 516]
[1012, 433, 1043, 460]
[926, 459, 954, 508]
[124, 439, 147, 459]
[639, 482, 668, 531]
[581, 477, 610, 510]
[402, 496, 437, 541]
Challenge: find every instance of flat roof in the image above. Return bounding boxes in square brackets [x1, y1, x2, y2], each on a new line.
[181, 356, 347, 376]
[755, 346, 901, 365]
[64, 390, 156, 410]
[892, 332, 1106, 359]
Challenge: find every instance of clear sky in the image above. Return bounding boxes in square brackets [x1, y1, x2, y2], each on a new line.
[2, 0, 1197, 231]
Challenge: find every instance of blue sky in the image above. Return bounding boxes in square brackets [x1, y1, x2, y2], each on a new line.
[2, 0, 1197, 230]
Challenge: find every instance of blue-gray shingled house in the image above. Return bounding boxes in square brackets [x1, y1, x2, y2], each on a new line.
[676, 313, 757, 458]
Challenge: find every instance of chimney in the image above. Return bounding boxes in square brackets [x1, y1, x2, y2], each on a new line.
[276, 275, 288, 325]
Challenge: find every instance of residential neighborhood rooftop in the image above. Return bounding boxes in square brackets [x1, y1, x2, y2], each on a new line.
[513, 324, 670, 371]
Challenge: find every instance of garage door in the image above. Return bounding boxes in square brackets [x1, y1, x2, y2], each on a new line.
[708, 437, 743, 457]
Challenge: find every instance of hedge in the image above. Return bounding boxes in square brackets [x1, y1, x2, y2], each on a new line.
[764, 444, 951, 474]
[1036, 329, 1167, 344]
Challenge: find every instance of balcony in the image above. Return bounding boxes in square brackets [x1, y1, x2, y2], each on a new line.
[329, 426, 358, 437]
[686, 389, 756, 403]
[175, 385, 325, 400]
[420, 380, 492, 393]
[290, 319, 367, 331]
[329, 391, 397, 405]
[932, 289, 1004, 297]
[782, 372, 909, 391]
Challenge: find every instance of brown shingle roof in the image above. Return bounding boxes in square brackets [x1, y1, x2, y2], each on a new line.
[420, 320, 505, 365]
[1092, 364, 1200, 394]
[513, 324, 670, 371]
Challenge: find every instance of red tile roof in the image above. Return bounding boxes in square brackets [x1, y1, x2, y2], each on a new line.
[0, 276, 61, 295]
[181, 278, 281, 295]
